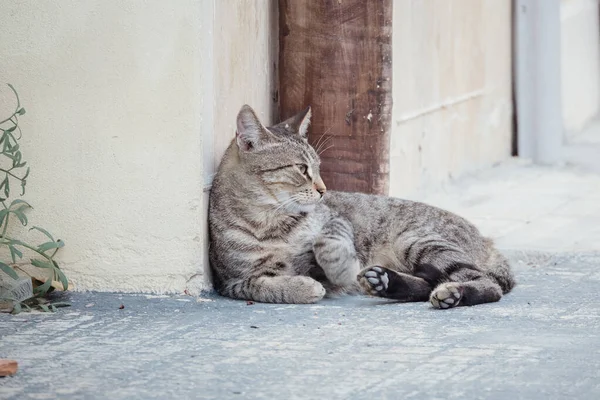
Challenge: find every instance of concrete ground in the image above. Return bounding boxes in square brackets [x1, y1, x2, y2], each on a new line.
[0, 253, 598, 400]
[419, 125, 600, 254]
[1, 124, 600, 399]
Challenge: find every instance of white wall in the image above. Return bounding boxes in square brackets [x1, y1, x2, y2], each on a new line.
[0, 0, 276, 293]
[390, 0, 513, 198]
[560, 0, 600, 136]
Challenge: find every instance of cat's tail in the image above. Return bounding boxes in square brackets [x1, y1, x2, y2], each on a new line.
[482, 240, 516, 294]
[220, 275, 326, 304]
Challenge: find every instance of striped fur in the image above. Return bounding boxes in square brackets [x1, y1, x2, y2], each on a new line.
[208, 105, 516, 307]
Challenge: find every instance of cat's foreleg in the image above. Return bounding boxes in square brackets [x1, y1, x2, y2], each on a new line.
[312, 216, 361, 289]
[224, 275, 326, 304]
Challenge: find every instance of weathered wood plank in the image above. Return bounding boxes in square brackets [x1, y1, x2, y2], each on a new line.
[279, 0, 392, 194]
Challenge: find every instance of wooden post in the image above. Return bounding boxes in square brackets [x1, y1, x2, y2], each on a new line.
[278, 0, 392, 194]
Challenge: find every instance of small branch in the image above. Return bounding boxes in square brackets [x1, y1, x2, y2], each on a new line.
[0, 238, 53, 262]
[0, 168, 24, 181]
[50, 247, 60, 258]
[0, 84, 20, 126]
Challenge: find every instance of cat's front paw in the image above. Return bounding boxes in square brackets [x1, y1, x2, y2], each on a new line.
[357, 266, 389, 296]
[289, 276, 326, 304]
[430, 282, 463, 309]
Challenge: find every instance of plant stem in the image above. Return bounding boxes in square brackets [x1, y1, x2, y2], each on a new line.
[0, 169, 23, 181]
[0, 238, 52, 261]
[0, 84, 20, 126]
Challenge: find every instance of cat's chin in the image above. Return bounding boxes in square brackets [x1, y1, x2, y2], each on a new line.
[292, 203, 317, 214]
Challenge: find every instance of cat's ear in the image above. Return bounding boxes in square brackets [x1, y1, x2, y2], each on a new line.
[236, 105, 270, 151]
[280, 106, 312, 138]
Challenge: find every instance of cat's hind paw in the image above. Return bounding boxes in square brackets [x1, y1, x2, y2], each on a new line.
[430, 282, 463, 309]
[357, 266, 390, 296]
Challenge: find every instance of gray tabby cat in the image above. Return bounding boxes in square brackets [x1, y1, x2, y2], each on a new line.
[208, 105, 515, 308]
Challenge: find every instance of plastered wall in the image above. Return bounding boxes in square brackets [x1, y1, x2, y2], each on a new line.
[560, 0, 600, 136]
[389, 0, 513, 198]
[198, 0, 277, 290]
[0, 0, 276, 293]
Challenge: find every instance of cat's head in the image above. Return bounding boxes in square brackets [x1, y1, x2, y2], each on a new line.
[234, 104, 326, 213]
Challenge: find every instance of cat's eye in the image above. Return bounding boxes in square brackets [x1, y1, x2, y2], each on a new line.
[298, 164, 309, 176]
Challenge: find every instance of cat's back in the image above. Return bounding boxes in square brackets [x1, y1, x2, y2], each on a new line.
[323, 190, 483, 250]
[324, 190, 417, 225]
[324, 191, 472, 225]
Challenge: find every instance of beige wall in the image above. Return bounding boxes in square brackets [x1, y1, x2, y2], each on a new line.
[198, 0, 277, 289]
[390, 0, 513, 198]
[207, 1, 278, 181]
[560, 0, 600, 136]
[0, 0, 276, 293]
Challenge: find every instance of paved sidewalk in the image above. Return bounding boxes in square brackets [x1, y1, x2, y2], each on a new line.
[420, 120, 600, 254]
[0, 252, 599, 400]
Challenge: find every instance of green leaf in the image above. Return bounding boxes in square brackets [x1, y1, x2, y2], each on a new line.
[0, 177, 8, 195]
[17, 108, 26, 116]
[21, 179, 26, 196]
[6, 125, 17, 133]
[22, 167, 30, 180]
[34, 277, 53, 296]
[0, 262, 19, 280]
[30, 226, 55, 241]
[9, 245, 23, 263]
[0, 208, 9, 227]
[12, 151, 22, 168]
[4, 177, 9, 198]
[37, 240, 64, 253]
[15, 204, 29, 213]
[39, 304, 50, 312]
[10, 302, 22, 315]
[31, 259, 53, 269]
[54, 266, 68, 291]
[6, 143, 18, 154]
[12, 207, 27, 226]
[50, 304, 57, 312]
[10, 199, 31, 209]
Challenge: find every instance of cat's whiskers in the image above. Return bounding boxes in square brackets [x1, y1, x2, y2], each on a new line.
[315, 136, 333, 155]
[317, 143, 334, 155]
[312, 126, 333, 153]
[314, 131, 333, 152]
[272, 194, 302, 213]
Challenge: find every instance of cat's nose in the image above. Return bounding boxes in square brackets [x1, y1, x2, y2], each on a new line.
[314, 177, 326, 197]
